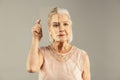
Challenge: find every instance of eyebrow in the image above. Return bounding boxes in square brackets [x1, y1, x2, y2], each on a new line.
[52, 22, 59, 24]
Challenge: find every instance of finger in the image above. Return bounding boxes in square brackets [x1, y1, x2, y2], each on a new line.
[36, 19, 41, 24]
[40, 28, 43, 37]
[34, 19, 41, 29]
[33, 31, 38, 36]
[32, 27, 36, 32]
[40, 27, 42, 34]
[32, 27, 38, 33]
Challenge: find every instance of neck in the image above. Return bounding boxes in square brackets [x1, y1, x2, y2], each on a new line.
[52, 41, 71, 53]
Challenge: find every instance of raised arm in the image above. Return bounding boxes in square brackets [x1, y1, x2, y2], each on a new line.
[26, 20, 43, 73]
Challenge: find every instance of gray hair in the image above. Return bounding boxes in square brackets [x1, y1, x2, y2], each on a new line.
[48, 7, 73, 43]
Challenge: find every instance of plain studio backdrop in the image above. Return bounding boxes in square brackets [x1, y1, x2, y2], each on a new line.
[0, 0, 120, 80]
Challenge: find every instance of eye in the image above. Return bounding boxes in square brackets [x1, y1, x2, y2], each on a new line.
[53, 24, 59, 27]
[63, 23, 69, 26]
[53, 23, 60, 27]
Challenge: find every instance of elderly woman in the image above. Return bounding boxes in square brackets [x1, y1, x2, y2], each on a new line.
[26, 7, 91, 80]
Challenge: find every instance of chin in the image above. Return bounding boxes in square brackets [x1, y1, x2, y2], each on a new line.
[55, 37, 68, 42]
[58, 39, 68, 43]
[59, 41, 65, 43]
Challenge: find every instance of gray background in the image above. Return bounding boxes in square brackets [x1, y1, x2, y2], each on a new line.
[0, 0, 120, 80]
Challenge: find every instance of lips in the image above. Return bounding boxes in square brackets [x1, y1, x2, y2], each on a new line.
[58, 34, 65, 36]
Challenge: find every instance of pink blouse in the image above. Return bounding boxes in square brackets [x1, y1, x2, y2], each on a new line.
[39, 45, 85, 80]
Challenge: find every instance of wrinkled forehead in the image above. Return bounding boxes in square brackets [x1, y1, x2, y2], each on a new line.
[51, 13, 70, 23]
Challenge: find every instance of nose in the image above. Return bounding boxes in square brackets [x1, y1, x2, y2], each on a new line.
[59, 24, 64, 32]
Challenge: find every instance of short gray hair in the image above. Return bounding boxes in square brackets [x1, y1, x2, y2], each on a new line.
[48, 7, 73, 43]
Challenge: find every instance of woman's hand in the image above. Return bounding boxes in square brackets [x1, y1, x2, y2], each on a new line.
[32, 19, 43, 40]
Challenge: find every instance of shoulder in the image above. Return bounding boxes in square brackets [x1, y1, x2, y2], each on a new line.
[76, 48, 90, 69]
[39, 45, 51, 54]
[73, 46, 88, 56]
[74, 46, 90, 70]
[73, 46, 90, 63]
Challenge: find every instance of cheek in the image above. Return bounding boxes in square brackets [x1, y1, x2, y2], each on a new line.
[66, 27, 71, 36]
[51, 29, 58, 36]
[52, 29, 58, 34]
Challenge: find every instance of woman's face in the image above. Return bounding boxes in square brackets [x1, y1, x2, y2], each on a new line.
[49, 13, 71, 42]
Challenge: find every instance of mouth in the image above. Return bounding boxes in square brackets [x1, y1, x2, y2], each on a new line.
[58, 34, 65, 36]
